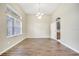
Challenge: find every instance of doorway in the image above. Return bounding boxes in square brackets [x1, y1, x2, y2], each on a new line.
[56, 17, 61, 40]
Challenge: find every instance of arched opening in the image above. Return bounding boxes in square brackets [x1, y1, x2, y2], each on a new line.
[56, 17, 61, 40]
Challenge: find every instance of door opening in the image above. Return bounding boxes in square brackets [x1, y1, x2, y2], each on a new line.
[56, 17, 61, 40]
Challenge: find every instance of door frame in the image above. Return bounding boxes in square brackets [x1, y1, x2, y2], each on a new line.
[56, 17, 61, 40]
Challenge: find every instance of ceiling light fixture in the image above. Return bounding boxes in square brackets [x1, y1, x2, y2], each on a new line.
[36, 13, 44, 19]
[38, 15, 42, 19]
[36, 3, 44, 19]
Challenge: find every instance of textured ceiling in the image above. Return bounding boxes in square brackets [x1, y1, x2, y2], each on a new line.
[19, 3, 60, 15]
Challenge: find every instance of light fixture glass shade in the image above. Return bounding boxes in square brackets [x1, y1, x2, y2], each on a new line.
[36, 12, 44, 19]
[37, 15, 42, 19]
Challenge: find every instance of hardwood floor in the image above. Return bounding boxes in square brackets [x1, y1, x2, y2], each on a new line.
[1, 38, 79, 56]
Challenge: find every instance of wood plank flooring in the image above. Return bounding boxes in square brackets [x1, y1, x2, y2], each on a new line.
[1, 38, 79, 56]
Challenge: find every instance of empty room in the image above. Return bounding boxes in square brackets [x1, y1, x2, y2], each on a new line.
[0, 3, 79, 56]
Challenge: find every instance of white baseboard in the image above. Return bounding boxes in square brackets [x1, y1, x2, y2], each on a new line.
[0, 37, 26, 55]
[58, 40, 79, 54]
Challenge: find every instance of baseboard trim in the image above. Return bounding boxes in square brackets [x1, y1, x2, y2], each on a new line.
[58, 40, 79, 54]
[0, 37, 26, 55]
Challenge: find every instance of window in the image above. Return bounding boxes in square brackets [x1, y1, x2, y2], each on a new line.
[7, 16, 14, 36]
[7, 5, 22, 37]
[7, 15, 22, 37]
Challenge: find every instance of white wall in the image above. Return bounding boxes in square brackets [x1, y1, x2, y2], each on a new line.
[25, 15, 51, 38]
[52, 3, 79, 52]
[51, 22, 57, 39]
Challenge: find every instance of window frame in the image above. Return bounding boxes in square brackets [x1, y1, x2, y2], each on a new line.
[7, 14, 22, 38]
